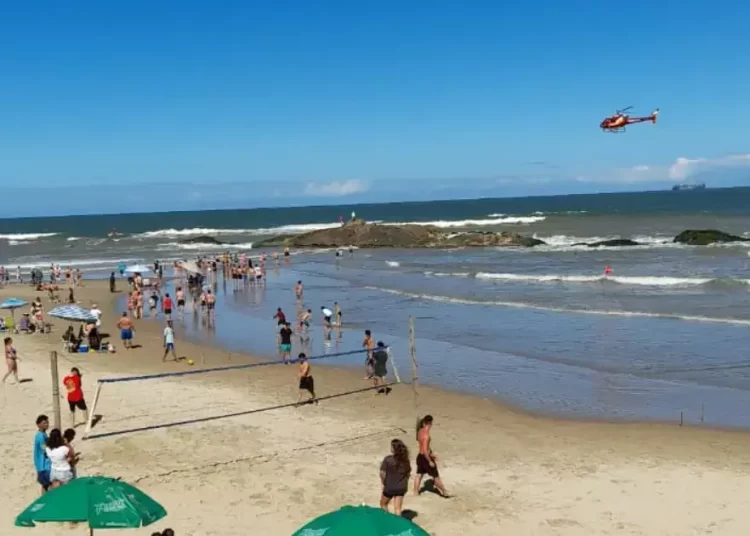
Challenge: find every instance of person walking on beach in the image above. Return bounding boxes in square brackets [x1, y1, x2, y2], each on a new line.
[45, 428, 74, 488]
[176, 287, 185, 317]
[137, 291, 145, 319]
[117, 312, 135, 350]
[362, 330, 375, 379]
[295, 280, 303, 301]
[33, 415, 51, 494]
[163, 321, 178, 362]
[380, 439, 411, 516]
[297, 353, 317, 405]
[206, 290, 215, 315]
[162, 293, 173, 321]
[321, 306, 333, 330]
[63, 367, 87, 427]
[273, 307, 287, 326]
[414, 415, 450, 497]
[371, 341, 389, 394]
[3, 336, 20, 384]
[279, 322, 293, 363]
[109, 272, 116, 293]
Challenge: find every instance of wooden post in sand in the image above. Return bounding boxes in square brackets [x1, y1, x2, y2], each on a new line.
[50, 351, 61, 430]
[409, 316, 420, 427]
[83, 383, 103, 440]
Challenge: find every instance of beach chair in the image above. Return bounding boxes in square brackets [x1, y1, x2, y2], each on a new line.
[5, 316, 17, 334]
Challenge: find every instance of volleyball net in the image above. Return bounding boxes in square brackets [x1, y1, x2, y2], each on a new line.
[83, 346, 404, 440]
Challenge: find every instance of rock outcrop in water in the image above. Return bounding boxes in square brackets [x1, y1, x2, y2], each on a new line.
[672, 229, 748, 246]
[283, 220, 545, 248]
[179, 235, 228, 245]
[586, 238, 641, 248]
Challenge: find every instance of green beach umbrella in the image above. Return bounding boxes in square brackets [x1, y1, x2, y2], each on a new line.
[15, 476, 166, 533]
[293, 505, 430, 536]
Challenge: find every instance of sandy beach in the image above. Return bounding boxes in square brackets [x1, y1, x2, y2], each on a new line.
[3, 280, 750, 535]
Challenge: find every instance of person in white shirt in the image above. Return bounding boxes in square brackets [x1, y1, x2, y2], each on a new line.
[45, 428, 73, 487]
[163, 321, 177, 362]
[321, 306, 333, 329]
[90, 304, 102, 328]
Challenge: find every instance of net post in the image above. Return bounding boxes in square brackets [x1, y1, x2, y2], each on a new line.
[409, 316, 419, 427]
[50, 351, 62, 430]
[83, 382, 103, 440]
[388, 347, 401, 384]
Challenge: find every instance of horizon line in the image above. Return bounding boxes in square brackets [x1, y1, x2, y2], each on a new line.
[0, 184, 742, 222]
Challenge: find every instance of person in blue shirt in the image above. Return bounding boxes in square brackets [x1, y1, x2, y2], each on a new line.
[33, 414, 51, 493]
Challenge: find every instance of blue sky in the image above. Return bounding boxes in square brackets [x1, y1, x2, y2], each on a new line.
[2, 1, 749, 216]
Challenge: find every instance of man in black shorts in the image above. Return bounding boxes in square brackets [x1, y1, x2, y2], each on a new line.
[297, 353, 317, 405]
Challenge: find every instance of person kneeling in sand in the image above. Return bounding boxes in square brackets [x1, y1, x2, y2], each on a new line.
[297, 353, 317, 405]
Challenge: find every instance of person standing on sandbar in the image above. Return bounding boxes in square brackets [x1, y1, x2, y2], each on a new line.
[413, 414, 450, 497]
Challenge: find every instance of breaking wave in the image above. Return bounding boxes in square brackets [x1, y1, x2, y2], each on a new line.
[0, 233, 58, 240]
[474, 272, 741, 287]
[158, 242, 254, 251]
[366, 286, 750, 326]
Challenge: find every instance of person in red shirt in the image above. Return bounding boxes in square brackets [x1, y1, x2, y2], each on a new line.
[162, 293, 174, 321]
[63, 367, 87, 427]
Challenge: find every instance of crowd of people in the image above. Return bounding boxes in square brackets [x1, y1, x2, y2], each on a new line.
[13, 248, 450, 531]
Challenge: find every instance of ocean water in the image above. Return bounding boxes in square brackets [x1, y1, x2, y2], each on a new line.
[4, 188, 750, 427]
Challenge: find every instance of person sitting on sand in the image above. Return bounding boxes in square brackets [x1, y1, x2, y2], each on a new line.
[380, 439, 411, 516]
[413, 415, 450, 497]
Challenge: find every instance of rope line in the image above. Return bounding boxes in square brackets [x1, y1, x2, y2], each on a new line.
[98, 347, 386, 384]
[86, 381, 400, 439]
[131, 426, 407, 484]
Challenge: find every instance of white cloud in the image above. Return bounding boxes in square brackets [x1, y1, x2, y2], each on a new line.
[304, 179, 369, 197]
[668, 154, 750, 181]
[580, 153, 750, 184]
[668, 157, 707, 180]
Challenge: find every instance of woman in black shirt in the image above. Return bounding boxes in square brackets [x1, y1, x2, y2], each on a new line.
[379, 439, 411, 516]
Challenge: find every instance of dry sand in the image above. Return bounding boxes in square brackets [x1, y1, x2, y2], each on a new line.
[3, 281, 750, 535]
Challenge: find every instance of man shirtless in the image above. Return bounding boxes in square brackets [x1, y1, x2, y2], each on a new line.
[117, 312, 135, 350]
[295, 280, 304, 301]
[296, 353, 317, 405]
[413, 415, 450, 497]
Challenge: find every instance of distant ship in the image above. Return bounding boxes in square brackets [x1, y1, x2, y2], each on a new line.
[671, 182, 706, 191]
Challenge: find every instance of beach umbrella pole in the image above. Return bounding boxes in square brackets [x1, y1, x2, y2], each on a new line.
[50, 351, 62, 429]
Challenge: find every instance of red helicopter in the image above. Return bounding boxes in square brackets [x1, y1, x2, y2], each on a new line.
[600, 106, 659, 133]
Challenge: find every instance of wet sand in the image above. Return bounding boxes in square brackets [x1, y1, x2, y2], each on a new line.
[3, 280, 750, 535]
